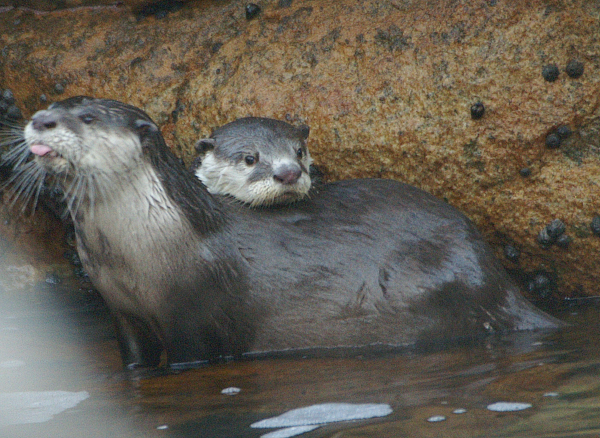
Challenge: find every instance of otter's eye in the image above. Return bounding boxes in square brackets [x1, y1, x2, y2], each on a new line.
[296, 148, 303, 159]
[79, 114, 96, 124]
[245, 153, 258, 165]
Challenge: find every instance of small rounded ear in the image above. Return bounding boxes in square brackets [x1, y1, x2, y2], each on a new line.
[195, 138, 216, 154]
[298, 124, 310, 140]
[134, 119, 159, 134]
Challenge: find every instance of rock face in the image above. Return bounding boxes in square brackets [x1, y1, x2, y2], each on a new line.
[0, 1, 151, 11]
[0, 0, 599, 298]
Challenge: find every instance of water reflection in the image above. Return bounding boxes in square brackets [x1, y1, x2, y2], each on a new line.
[1, 247, 600, 438]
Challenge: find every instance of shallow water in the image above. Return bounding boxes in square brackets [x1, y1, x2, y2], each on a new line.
[1, 262, 599, 438]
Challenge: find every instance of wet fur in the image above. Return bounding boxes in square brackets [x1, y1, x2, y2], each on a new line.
[4, 97, 561, 368]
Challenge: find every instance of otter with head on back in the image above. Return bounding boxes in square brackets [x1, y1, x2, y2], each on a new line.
[191, 117, 313, 206]
[6, 97, 561, 369]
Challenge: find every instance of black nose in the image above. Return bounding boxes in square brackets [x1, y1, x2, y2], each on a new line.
[31, 111, 57, 131]
[274, 166, 302, 185]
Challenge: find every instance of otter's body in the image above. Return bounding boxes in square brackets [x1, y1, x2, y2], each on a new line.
[12, 97, 560, 367]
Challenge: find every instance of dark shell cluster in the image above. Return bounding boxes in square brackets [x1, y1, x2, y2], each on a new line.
[526, 270, 557, 302]
[538, 219, 571, 248]
[0, 89, 23, 124]
[0, 88, 24, 172]
[542, 60, 584, 82]
[545, 125, 572, 149]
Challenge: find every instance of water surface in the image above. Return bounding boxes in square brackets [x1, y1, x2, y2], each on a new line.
[1, 260, 599, 438]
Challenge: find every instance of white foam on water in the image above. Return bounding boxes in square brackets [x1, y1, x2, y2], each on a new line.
[221, 387, 241, 395]
[260, 425, 321, 438]
[543, 392, 559, 397]
[427, 415, 446, 422]
[486, 402, 532, 412]
[453, 408, 467, 414]
[0, 390, 90, 426]
[251, 403, 393, 429]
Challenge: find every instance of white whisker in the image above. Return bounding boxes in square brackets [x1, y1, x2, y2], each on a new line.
[92, 172, 111, 206]
[87, 175, 96, 213]
[31, 170, 47, 211]
[63, 173, 82, 214]
[0, 126, 30, 170]
[2, 141, 31, 168]
[4, 161, 47, 212]
[0, 119, 25, 130]
[72, 173, 88, 217]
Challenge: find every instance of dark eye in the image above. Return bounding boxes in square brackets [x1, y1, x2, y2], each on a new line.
[245, 153, 258, 165]
[79, 114, 95, 124]
[296, 148, 303, 159]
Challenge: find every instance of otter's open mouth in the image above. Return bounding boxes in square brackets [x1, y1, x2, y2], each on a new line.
[30, 143, 60, 159]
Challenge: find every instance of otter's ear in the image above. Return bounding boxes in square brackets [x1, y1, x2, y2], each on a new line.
[189, 155, 204, 173]
[134, 119, 159, 135]
[298, 124, 310, 140]
[195, 138, 215, 155]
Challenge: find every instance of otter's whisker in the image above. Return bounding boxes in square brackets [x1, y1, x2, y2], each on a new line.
[86, 175, 96, 213]
[0, 119, 25, 130]
[4, 161, 47, 211]
[1, 141, 31, 169]
[0, 134, 26, 149]
[0, 132, 29, 162]
[30, 169, 47, 212]
[73, 174, 90, 217]
[5, 160, 39, 191]
[0, 124, 26, 141]
[64, 173, 84, 216]
[92, 174, 107, 204]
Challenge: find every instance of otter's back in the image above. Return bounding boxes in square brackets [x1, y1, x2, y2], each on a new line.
[228, 179, 557, 350]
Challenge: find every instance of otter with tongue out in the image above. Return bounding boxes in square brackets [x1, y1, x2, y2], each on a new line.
[7, 96, 561, 368]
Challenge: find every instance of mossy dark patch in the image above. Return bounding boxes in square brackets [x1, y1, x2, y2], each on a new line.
[374, 25, 411, 52]
[463, 140, 485, 172]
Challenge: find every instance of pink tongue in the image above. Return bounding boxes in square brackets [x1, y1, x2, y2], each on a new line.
[30, 144, 53, 157]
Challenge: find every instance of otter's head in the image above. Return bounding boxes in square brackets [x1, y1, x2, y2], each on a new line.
[192, 117, 313, 207]
[3, 96, 162, 213]
[24, 96, 158, 177]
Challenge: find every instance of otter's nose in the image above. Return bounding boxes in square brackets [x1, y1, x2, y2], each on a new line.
[274, 165, 302, 185]
[31, 111, 57, 131]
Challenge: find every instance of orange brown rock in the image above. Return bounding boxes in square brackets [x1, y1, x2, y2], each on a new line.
[0, 0, 598, 297]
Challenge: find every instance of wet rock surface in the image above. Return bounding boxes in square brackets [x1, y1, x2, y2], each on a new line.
[0, 0, 599, 297]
